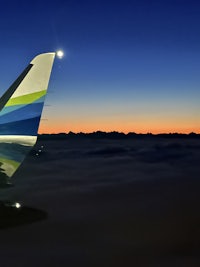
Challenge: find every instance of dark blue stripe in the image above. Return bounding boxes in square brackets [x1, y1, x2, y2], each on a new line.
[0, 102, 44, 124]
[0, 117, 41, 136]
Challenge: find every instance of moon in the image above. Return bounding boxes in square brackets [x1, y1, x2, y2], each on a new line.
[56, 50, 64, 59]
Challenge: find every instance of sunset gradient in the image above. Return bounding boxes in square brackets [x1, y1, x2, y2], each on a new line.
[0, 0, 200, 134]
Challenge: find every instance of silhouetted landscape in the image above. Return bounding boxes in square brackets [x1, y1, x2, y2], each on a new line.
[39, 131, 200, 139]
[0, 133, 200, 266]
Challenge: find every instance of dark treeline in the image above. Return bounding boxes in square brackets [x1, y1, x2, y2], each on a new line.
[38, 131, 200, 140]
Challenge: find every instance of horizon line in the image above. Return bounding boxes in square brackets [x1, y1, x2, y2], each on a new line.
[39, 131, 200, 135]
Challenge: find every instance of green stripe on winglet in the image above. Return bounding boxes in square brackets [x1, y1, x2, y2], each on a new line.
[0, 157, 20, 169]
[0, 157, 20, 177]
[5, 90, 46, 106]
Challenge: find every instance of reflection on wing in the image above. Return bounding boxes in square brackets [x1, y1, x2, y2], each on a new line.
[0, 53, 55, 186]
[0, 142, 32, 182]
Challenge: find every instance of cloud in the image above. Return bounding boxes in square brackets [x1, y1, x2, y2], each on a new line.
[0, 136, 200, 266]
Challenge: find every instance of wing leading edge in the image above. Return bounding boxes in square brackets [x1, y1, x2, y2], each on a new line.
[0, 52, 55, 185]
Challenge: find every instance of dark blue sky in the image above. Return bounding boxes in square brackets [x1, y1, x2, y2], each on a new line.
[0, 0, 200, 133]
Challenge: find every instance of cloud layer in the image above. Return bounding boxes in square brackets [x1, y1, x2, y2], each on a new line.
[0, 136, 200, 266]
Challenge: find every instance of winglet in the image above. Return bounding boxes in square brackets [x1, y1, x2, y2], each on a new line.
[0, 52, 56, 181]
[0, 52, 55, 138]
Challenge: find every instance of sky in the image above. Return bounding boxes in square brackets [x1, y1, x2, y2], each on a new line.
[0, 0, 200, 133]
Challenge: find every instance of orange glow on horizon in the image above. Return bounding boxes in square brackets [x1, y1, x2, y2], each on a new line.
[39, 120, 200, 134]
[39, 100, 200, 134]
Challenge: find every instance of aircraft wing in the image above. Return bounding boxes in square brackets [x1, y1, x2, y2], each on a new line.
[0, 52, 55, 186]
